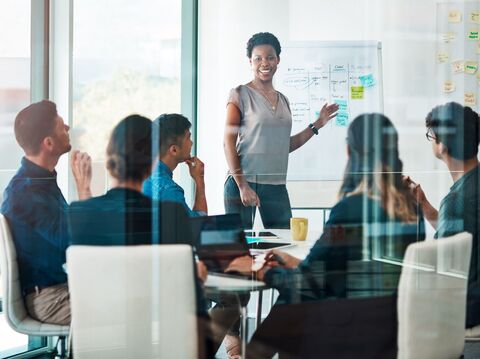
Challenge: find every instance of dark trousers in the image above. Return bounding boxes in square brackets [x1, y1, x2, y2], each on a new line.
[224, 176, 292, 229]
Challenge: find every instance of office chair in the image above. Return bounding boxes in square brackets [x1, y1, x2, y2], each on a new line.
[67, 244, 201, 359]
[0, 214, 69, 358]
[397, 232, 472, 359]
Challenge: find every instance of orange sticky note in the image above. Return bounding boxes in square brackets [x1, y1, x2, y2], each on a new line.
[444, 81, 455, 93]
[465, 92, 476, 106]
[449, 10, 462, 23]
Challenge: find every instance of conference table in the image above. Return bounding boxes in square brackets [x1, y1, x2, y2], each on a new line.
[204, 228, 321, 356]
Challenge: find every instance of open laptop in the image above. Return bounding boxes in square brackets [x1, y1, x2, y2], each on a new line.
[190, 214, 250, 274]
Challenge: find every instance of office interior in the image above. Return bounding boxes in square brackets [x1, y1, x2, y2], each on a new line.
[1, 0, 479, 358]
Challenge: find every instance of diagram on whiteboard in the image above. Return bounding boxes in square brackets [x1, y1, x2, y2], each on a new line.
[275, 42, 383, 181]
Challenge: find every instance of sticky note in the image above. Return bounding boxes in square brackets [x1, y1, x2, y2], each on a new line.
[465, 92, 476, 106]
[437, 52, 449, 63]
[351, 86, 364, 100]
[448, 10, 462, 23]
[477, 72, 480, 85]
[471, 11, 480, 24]
[359, 74, 375, 88]
[465, 61, 479, 74]
[443, 81, 455, 93]
[442, 32, 456, 43]
[335, 112, 349, 127]
[468, 29, 479, 40]
[334, 99, 348, 112]
[452, 60, 465, 74]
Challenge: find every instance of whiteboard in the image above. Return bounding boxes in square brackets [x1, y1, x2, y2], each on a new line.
[274, 41, 384, 181]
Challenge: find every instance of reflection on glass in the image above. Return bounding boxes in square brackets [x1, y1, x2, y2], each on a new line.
[0, 0, 44, 356]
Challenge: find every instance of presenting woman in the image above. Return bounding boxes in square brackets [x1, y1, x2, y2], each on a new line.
[224, 32, 339, 229]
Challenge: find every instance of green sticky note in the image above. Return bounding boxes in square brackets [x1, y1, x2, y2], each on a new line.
[465, 61, 478, 74]
[351, 86, 364, 100]
[468, 30, 479, 40]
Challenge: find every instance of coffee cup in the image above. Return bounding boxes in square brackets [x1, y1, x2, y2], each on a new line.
[290, 217, 308, 241]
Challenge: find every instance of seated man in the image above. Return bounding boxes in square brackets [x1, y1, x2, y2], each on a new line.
[1, 100, 92, 325]
[143, 113, 207, 216]
[406, 102, 480, 329]
[143, 113, 245, 358]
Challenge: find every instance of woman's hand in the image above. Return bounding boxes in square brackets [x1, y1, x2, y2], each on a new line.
[239, 183, 260, 207]
[402, 175, 427, 205]
[313, 103, 339, 129]
[225, 255, 255, 275]
[267, 250, 301, 269]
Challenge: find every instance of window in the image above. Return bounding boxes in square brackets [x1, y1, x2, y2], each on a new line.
[0, 3, 48, 357]
[72, 0, 182, 195]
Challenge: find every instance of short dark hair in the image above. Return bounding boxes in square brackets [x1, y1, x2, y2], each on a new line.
[246, 32, 281, 58]
[14, 100, 58, 155]
[154, 113, 191, 156]
[426, 102, 480, 160]
[106, 114, 153, 181]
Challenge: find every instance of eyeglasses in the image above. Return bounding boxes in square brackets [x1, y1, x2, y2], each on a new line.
[425, 129, 436, 142]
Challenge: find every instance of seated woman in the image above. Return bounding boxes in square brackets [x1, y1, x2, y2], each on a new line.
[68, 115, 218, 356]
[68, 115, 195, 247]
[228, 113, 426, 303]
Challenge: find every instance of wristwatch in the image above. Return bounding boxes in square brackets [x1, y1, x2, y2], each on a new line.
[308, 123, 319, 135]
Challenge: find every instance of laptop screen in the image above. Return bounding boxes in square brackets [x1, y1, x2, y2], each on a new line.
[190, 214, 249, 272]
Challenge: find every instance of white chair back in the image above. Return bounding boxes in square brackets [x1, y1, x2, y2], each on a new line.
[397, 232, 472, 359]
[0, 213, 28, 330]
[67, 244, 199, 359]
[0, 213, 69, 335]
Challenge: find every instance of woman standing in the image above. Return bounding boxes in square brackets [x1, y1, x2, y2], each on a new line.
[224, 32, 338, 229]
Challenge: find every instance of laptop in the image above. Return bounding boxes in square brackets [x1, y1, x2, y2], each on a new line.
[190, 214, 251, 274]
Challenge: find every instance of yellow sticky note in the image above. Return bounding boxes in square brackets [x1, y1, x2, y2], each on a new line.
[468, 29, 479, 40]
[465, 92, 476, 106]
[465, 61, 479, 74]
[351, 86, 364, 100]
[471, 11, 480, 24]
[442, 32, 456, 43]
[449, 9, 462, 23]
[444, 81, 455, 93]
[437, 52, 449, 63]
[477, 72, 480, 85]
[452, 60, 465, 74]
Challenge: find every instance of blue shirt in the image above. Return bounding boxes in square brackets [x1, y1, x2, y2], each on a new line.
[1, 157, 69, 292]
[143, 161, 204, 217]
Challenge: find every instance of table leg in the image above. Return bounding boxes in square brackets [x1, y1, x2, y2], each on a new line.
[256, 290, 263, 329]
[269, 288, 275, 308]
[241, 305, 247, 358]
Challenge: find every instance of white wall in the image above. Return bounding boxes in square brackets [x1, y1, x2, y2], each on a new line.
[198, 0, 453, 236]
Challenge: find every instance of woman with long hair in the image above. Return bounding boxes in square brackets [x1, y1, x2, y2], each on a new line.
[228, 113, 425, 302]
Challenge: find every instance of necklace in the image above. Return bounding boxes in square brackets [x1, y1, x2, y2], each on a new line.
[250, 82, 278, 110]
